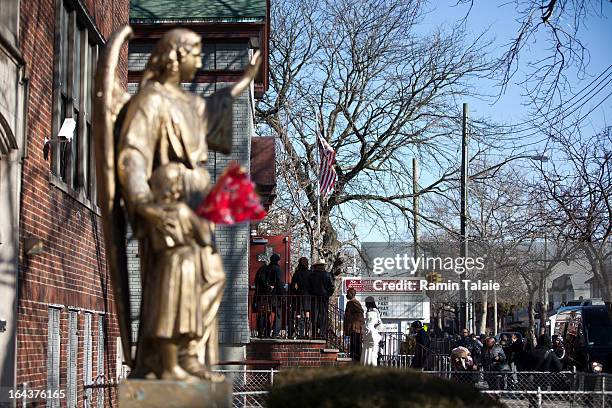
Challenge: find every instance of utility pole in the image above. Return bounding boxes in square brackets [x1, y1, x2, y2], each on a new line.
[493, 265, 498, 335]
[460, 102, 469, 332]
[413, 158, 419, 259]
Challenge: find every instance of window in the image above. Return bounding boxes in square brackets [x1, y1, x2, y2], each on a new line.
[0, 0, 19, 46]
[83, 313, 93, 408]
[51, 0, 100, 203]
[127, 42, 249, 74]
[96, 315, 105, 407]
[47, 307, 61, 408]
[67, 310, 78, 407]
[203, 43, 248, 71]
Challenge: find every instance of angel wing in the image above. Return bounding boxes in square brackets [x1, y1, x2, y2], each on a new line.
[92, 25, 133, 367]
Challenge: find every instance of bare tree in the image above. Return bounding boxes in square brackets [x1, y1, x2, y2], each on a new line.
[533, 127, 612, 303]
[457, 0, 609, 111]
[257, 0, 492, 262]
[424, 152, 582, 340]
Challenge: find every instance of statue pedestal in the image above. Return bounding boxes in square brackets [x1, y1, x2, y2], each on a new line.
[119, 379, 232, 407]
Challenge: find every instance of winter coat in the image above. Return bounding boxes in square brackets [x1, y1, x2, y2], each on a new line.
[412, 329, 431, 369]
[290, 268, 311, 296]
[457, 336, 482, 365]
[481, 345, 506, 371]
[269, 262, 285, 296]
[308, 269, 334, 298]
[343, 298, 365, 334]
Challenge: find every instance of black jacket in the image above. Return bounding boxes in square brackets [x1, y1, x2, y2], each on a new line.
[529, 347, 563, 372]
[506, 339, 524, 364]
[254, 265, 273, 296]
[269, 262, 285, 295]
[412, 330, 431, 368]
[457, 337, 482, 364]
[290, 268, 311, 295]
[307, 269, 334, 298]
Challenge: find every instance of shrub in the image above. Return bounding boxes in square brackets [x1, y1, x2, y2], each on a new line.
[266, 366, 504, 408]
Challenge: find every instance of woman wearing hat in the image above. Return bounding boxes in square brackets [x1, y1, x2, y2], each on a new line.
[360, 296, 383, 366]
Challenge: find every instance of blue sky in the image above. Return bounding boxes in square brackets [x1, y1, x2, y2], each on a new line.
[421, 1, 611, 126]
[352, 0, 612, 243]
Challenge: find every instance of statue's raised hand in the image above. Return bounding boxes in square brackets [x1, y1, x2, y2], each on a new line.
[230, 50, 262, 99]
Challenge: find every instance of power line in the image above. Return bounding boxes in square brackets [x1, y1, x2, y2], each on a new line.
[488, 63, 612, 131]
[485, 88, 612, 148]
[475, 72, 612, 138]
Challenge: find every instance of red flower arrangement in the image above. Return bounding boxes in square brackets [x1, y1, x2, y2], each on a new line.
[196, 161, 267, 224]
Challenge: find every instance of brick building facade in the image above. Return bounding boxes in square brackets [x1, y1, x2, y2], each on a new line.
[0, 0, 129, 406]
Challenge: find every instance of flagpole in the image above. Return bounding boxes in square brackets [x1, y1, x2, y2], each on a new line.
[316, 136, 322, 259]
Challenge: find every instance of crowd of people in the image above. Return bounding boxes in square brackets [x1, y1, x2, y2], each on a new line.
[251, 254, 571, 376]
[251, 255, 338, 339]
[451, 330, 566, 374]
[252, 254, 433, 368]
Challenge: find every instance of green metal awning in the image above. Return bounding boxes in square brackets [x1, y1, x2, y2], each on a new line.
[130, 0, 267, 23]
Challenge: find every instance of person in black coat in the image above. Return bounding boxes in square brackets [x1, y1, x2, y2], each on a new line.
[269, 253, 285, 337]
[513, 336, 563, 372]
[253, 261, 272, 337]
[308, 261, 334, 338]
[290, 257, 310, 296]
[411, 321, 431, 369]
[289, 257, 310, 338]
[532, 334, 563, 372]
[507, 333, 524, 367]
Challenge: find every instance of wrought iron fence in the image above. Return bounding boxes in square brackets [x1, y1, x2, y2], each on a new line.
[429, 336, 455, 355]
[378, 354, 414, 368]
[377, 332, 456, 355]
[378, 353, 452, 371]
[249, 294, 346, 351]
[327, 302, 348, 352]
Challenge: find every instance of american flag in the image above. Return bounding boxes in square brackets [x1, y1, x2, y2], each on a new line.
[317, 134, 337, 196]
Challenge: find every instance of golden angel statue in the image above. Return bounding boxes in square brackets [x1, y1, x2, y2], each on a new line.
[93, 26, 261, 381]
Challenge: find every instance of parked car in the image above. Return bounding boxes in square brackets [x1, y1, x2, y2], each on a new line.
[553, 305, 612, 373]
[564, 298, 605, 307]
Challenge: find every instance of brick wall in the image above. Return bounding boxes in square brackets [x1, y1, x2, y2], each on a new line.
[246, 340, 344, 368]
[17, 0, 128, 405]
[211, 81, 252, 346]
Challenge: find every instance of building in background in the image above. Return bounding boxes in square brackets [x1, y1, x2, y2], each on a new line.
[127, 0, 271, 363]
[10, 0, 129, 406]
[0, 0, 28, 400]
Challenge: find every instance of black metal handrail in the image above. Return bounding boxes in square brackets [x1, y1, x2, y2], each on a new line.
[249, 293, 349, 353]
[250, 294, 332, 341]
[327, 302, 349, 352]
